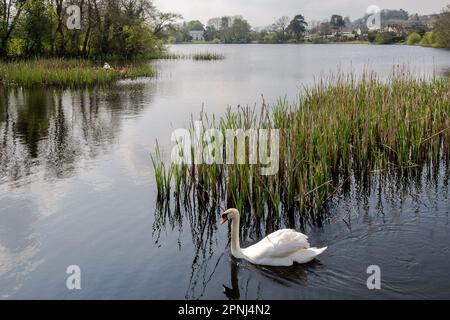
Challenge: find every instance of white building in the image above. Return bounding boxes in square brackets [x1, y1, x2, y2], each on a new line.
[189, 30, 205, 41]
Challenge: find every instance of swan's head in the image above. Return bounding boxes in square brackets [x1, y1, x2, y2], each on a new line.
[220, 208, 239, 224]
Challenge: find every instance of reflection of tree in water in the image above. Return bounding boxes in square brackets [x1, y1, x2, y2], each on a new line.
[0, 84, 149, 183]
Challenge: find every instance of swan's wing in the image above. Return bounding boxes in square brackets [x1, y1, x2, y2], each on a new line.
[244, 229, 310, 259]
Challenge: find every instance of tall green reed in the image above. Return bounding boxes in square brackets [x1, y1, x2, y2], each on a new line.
[152, 70, 450, 221]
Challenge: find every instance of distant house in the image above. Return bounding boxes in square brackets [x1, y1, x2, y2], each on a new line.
[189, 30, 205, 41]
[382, 24, 405, 35]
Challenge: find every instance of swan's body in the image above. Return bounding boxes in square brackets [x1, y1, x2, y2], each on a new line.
[221, 208, 327, 266]
[103, 62, 111, 70]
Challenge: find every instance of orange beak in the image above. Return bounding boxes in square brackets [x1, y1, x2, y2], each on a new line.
[220, 214, 228, 225]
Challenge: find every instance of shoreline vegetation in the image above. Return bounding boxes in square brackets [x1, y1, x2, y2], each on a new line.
[163, 7, 450, 48]
[0, 51, 227, 88]
[0, 50, 227, 88]
[151, 71, 450, 223]
[158, 52, 226, 60]
[0, 59, 155, 88]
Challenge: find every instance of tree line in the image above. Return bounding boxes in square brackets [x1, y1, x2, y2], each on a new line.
[0, 0, 181, 59]
[163, 14, 308, 44]
[163, 7, 450, 47]
[2, 2, 449, 60]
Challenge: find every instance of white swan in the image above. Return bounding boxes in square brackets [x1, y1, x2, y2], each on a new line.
[220, 208, 327, 266]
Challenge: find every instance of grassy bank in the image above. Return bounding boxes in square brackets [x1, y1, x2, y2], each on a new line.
[152, 71, 450, 221]
[0, 59, 155, 88]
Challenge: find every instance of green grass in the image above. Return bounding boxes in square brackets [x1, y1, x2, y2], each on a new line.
[157, 51, 225, 61]
[0, 58, 155, 88]
[152, 70, 450, 220]
[191, 52, 225, 60]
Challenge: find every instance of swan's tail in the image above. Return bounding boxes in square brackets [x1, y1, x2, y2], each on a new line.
[292, 246, 327, 264]
[311, 246, 327, 256]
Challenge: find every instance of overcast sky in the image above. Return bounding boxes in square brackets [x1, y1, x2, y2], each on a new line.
[154, 0, 449, 26]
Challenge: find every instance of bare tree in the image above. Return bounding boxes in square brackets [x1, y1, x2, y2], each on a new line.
[151, 11, 182, 36]
[273, 16, 289, 41]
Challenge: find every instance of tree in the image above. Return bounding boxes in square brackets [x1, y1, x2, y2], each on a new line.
[406, 32, 421, 45]
[204, 25, 218, 41]
[219, 16, 231, 42]
[330, 14, 345, 30]
[273, 16, 289, 42]
[319, 21, 331, 36]
[434, 5, 450, 47]
[0, 0, 28, 56]
[207, 17, 221, 30]
[263, 31, 278, 43]
[344, 16, 351, 28]
[375, 31, 397, 44]
[187, 20, 204, 31]
[21, 0, 52, 55]
[0, 0, 182, 58]
[151, 11, 183, 37]
[288, 14, 307, 40]
[229, 17, 251, 43]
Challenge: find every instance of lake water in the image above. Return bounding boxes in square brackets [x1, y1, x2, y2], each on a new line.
[1, 44, 450, 299]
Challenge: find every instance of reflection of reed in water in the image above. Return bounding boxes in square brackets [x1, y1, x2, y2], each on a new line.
[152, 199, 226, 299]
[152, 155, 450, 298]
[152, 196, 325, 299]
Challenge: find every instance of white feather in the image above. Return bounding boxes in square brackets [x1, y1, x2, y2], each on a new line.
[223, 209, 327, 266]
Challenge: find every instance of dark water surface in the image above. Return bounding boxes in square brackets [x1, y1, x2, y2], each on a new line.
[1, 44, 450, 299]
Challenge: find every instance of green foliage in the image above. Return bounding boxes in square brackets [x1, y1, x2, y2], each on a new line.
[0, 59, 155, 88]
[375, 32, 400, 44]
[308, 33, 327, 44]
[152, 72, 450, 217]
[157, 51, 224, 60]
[406, 32, 421, 45]
[187, 20, 204, 31]
[204, 25, 219, 41]
[420, 32, 438, 47]
[330, 14, 345, 29]
[263, 32, 278, 44]
[191, 52, 225, 60]
[1, 0, 181, 59]
[288, 14, 308, 40]
[368, 31, 377, 43]
[229, 17, 251, 43]
[21, 0, 53, 55]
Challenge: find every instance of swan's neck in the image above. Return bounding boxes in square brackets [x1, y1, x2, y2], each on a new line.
[230, 215, 243, 258]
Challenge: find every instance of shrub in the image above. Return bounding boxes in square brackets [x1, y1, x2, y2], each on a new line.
[406, 32, 422, 45]
[420, 32, 437, 46]
[375, 32, 400, 44]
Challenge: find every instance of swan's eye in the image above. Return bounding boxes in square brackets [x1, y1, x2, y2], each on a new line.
[222, 213, 228, 220]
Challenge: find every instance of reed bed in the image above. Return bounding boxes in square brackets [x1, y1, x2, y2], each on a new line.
[0, 59, 155, 88]
[158, 52, 225, 60]
[191, 52, 225, 60]
[151, 71, 450, 222]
